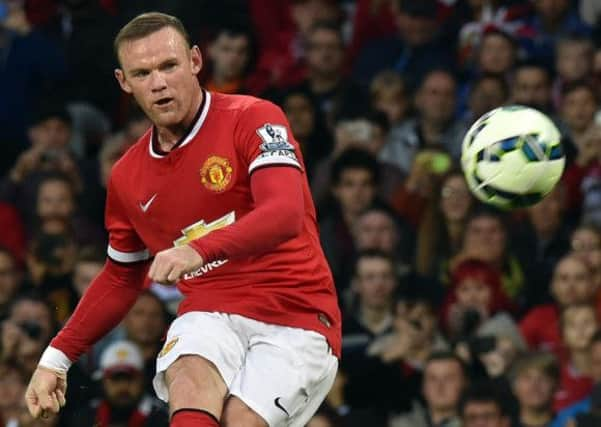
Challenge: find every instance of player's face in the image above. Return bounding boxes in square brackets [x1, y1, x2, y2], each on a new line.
[115, 27, 202, 130]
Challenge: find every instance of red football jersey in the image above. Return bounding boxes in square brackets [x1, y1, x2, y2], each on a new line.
[106, 91, 341, 356]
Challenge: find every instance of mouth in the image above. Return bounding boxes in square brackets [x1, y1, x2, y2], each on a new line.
[154, 97, 174, 108]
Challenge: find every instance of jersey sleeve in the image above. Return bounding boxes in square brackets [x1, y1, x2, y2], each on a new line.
[105, 174, 150, 263]
[235, 100, 303, 174]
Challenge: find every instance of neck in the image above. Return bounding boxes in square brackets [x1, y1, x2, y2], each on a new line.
[520, 406, 553, 427]
[359, 305, 390, 334]
[156, 86, 203, 151]
[342, 210, 359, 229]
[430, 407, 456, 426]
[446, 220, 464, 246]
[310, 72, 340, 94]
[571, 349, 591, 374]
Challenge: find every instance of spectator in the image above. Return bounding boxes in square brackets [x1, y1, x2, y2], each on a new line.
[449, 208, 526, 304]
[475, 29, 518, 77]
[380, 69, 464, 175]
[0, 362, 27, 426]
[521, 254, 598, 355]
[559, 82, 598, 155]
[389, 351, 466, 427]
[203, 24, 255, 95]
[552, 331, 601, 427]
[568, 224, 601, 288]
[514, 184, 572, 306]
[462, 74, 510, 126]
[414, 171, 476, 278]
[0, 247, 22, 322]
[369, 70, 410, 129]
[510, 352, 560, 427]
[555, 304, 598, 411]
[510, 62, 554, 115]
[352, 204, 414, 276]
[66, 340, 169, 427]
[459, 381, 511, 427]
[353, 0, 455, 89]
[319, 148, 379, 288]
[553, 36, 594, 109]
[120, 291, 169, 395]
[72, 245, 105, 299]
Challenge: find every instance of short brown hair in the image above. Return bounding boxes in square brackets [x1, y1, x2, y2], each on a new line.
[114, 12, 191, 62]
[509, 351, 560, 385]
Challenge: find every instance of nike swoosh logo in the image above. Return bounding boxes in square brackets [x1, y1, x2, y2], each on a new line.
[274, 397, 289, 416]
[139, 194, 157, 213]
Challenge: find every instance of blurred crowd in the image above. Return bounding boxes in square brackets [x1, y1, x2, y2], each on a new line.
[1, 0, 601, 426]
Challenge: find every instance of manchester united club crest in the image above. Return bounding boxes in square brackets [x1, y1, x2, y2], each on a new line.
[200, 156, 233, 192]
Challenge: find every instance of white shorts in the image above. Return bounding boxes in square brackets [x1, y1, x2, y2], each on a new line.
[153, 312, 338, 427]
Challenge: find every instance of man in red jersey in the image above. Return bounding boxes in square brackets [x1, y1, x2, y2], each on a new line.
[24, 12, 341, 427]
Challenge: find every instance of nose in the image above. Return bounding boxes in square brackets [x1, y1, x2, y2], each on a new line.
[149, 70, 167, 92]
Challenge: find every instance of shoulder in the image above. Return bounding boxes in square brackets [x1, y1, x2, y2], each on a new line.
[210, 91, 281, 116]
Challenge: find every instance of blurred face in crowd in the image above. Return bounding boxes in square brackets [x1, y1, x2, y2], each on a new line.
[396, 301, 438, 344]
[354, 256, 396, 310]
[480, 336, 521, 378]
[560, 87, 597, 133]
[527, 185, 563, 237]
[562, 305, 598, 351]
[571, 226, 601, 285]
[478, 33, 515, 75]
[73, 259, 103, 297]
[440, 174, 472, 223]
[469, 77, 508, 120]
[511, 67, 551, 111]
[37, 179, 74, 233]
[124, 293, 166, 349]
[534, 0, 569, 23]
[306, 27, 344, 78]
[283, 93, 315, 141]
[513, 367, 556, 411]
[354, 210, 398, 253]
[333, 168, 376, 219]
[28, 117, 71, 149]
[0, 251, 20, 307]
[373, 87, 408, 125]
[115, 26, 202, 130]
[0, 364, 25, 419]
[103, 371, 144, 409]
[208, 31, 250, 81]
[557, 41, 593, 82]
[455, 277, 492, 314]
[551, 255, 595, 307]
[396, 12, 436, 46]
[590, 340, 601, 382]
[462, 401, 510, 427]
[10, 299, 53, 344]
[291, 0, 340, 36]
[416, 71, 457, 126]
[463, 215, 506, 264]
[423, 359, 465, 414]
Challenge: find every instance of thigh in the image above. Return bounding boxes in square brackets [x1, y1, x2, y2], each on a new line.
[227, 319, 338, 427]
[153, 312, 246, 403]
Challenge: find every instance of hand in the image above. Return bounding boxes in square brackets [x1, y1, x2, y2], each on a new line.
[9, 147, 45, 183]
[148, 245, 204, 285]
[25, 366, 67, 419]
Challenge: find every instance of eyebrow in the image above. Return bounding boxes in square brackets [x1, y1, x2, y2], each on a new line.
[128, 57, 179, 75]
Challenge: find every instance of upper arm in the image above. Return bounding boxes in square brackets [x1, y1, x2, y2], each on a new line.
[235, 100, 303, 176]
[105, 175, 150, 264]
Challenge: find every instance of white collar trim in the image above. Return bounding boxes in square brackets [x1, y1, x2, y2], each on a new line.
[149, 90, 211, 158]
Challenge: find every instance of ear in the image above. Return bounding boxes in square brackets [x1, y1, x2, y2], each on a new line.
[190, 45, 203, 76]
[114, 69, 132, 94]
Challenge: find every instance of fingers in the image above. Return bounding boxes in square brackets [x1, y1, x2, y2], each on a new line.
[148, 250, 186, 285]
[56, 389, 66, 407]
[25, 389, 41, 418]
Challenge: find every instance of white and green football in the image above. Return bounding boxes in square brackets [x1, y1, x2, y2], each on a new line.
[461, 105, 565, 210]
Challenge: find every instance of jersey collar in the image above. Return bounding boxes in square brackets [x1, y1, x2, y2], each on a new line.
[148, 89, 211, 158]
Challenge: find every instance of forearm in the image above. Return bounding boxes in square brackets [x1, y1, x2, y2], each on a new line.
[190, 167, 304, 262]
[40, 259, 148, 370]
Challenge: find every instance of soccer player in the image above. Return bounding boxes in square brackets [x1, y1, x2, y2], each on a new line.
[24, 12, 341, 427]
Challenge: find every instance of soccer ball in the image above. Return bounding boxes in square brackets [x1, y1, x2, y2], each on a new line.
[461, 105, 565, 209]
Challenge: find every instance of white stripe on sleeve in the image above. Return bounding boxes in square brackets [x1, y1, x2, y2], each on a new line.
[107, 245, 150, 263]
